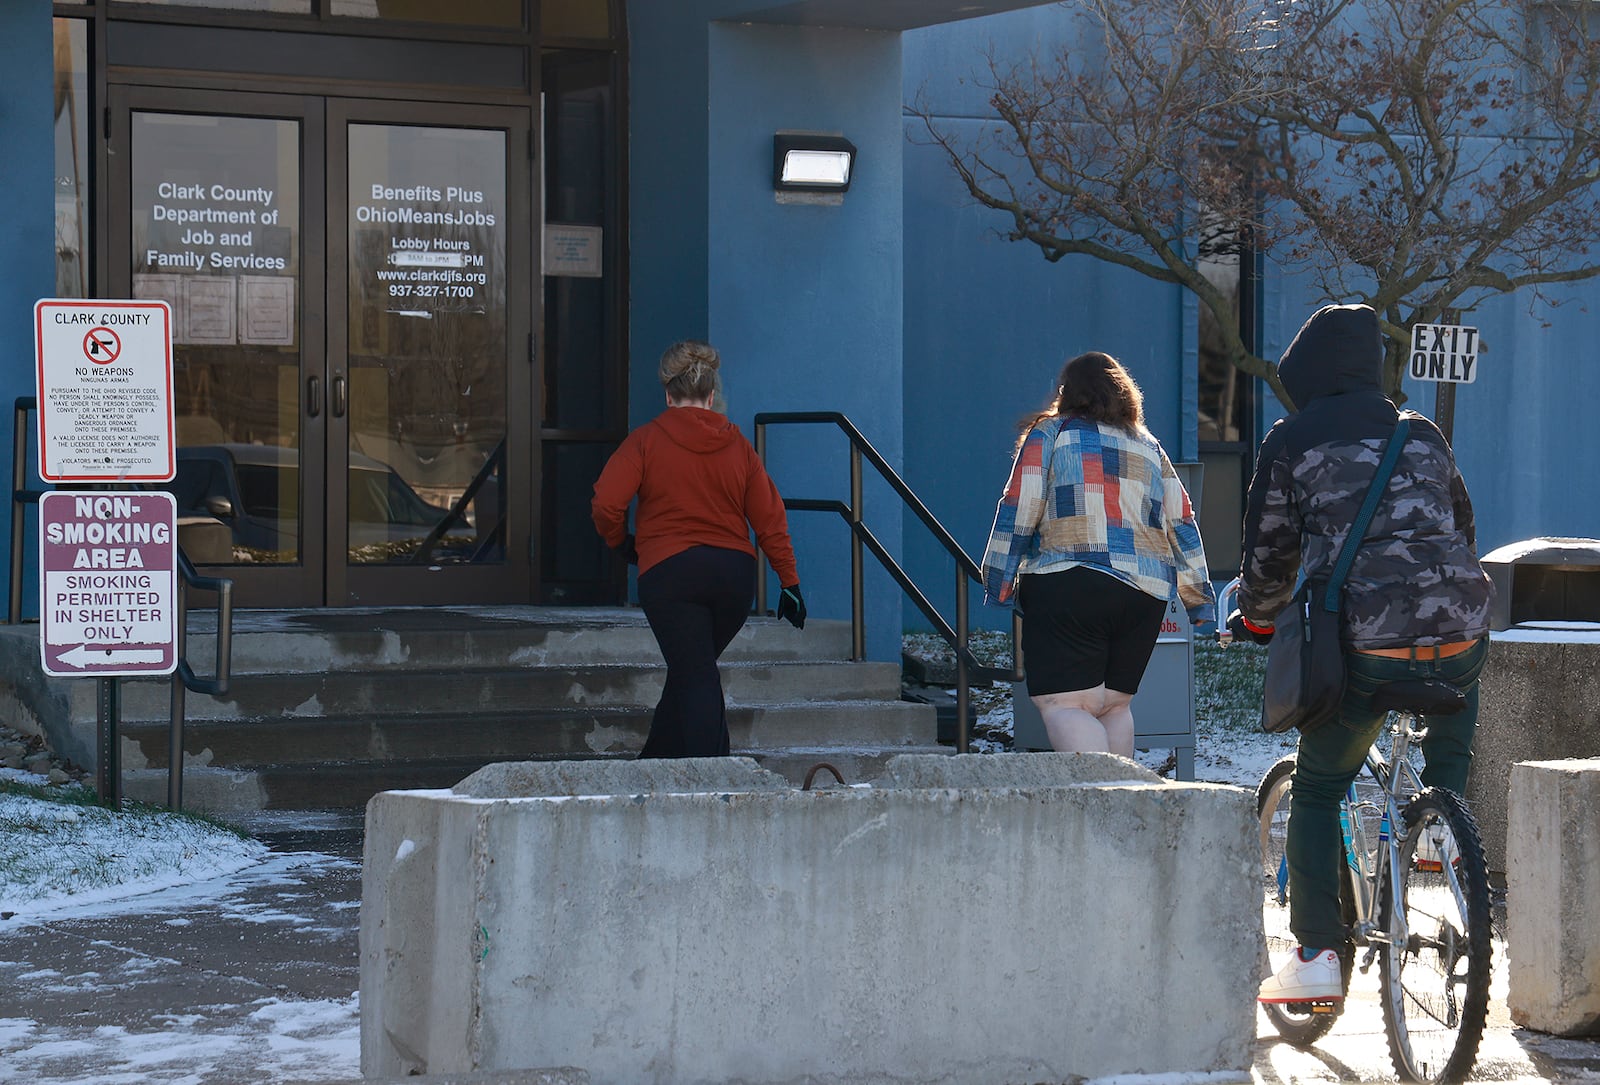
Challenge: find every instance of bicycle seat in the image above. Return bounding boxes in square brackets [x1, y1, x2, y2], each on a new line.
[1369, 678, 1467, 716]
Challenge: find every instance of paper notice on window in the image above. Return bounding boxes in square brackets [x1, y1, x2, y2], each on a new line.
[184, 277, 238, 345]
[132, 274, 182, 311]
[239, 276, 296, 346]
[544, 224, 603, 278]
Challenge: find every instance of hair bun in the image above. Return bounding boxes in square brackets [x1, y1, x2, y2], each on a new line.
[659, 340, 722, 402]
[667, 342, 719, 376]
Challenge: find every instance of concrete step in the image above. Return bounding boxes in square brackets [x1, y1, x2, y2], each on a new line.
[0, 605, 923, 816]
[80, 659, 905, 723]
[122, 700, 939, 771]
[174, 607, 850, 673]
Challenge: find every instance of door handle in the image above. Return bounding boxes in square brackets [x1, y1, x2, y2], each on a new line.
[333, 375, 347, 418]
[307, 376, 322, 418]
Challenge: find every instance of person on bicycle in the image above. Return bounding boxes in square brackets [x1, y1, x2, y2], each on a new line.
[1227, 303, 1494, 1004]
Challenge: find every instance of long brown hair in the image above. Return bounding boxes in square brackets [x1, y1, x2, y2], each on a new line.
[1016, 351, 1147, 449]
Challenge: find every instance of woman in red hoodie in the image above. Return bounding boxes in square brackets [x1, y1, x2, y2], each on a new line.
[591, 340, 806, 758]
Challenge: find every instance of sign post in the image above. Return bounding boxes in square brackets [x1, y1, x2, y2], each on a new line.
[1408, 320, 1478, 444]
[39, 490, 179, 809]
[34, 298, 177, 808]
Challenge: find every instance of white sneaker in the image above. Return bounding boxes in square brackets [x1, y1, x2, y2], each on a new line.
[1414, 826, 1454, 872]
[1259, 948, 1343, 1004]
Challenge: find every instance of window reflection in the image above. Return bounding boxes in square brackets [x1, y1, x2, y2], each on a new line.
[1197, 223, 1245, 444]
[542, 52, 614, 430]
[132, 112, 303, 564]
[123, 0, 313, 12]
[330, 0, 521, 28]
[346, 124, 509, 565]
[52, 19, 89, 298]
[543, 0, 610, 39]
[1196, 211, 1255, 577]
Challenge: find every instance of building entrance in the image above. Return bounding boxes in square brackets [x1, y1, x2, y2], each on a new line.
[52, 4, 627, 609]
[109, 90, 533, 607]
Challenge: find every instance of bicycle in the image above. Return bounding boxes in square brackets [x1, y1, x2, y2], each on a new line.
[1255, 679, 1494, 1084]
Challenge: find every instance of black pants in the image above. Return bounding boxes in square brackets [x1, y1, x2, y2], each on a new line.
[635, 545, 755, 758]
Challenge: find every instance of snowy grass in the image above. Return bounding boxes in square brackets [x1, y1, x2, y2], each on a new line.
[0, 776, 267, 918]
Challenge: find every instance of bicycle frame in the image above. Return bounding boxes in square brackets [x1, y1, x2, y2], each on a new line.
[1339, 714, 1428, 954]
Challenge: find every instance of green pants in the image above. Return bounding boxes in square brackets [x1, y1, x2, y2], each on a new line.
[1286, 639, 1489, 950]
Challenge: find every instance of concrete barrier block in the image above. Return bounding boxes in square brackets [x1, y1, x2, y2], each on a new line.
[1507, 758, 1600, 1037]
[362, 757, 1261, 1083]
[1471, 634, 1600, 874]
[881, 749, 1160, 789]
[317, 1070, 589, 1085]
[452, 756, 789, 798]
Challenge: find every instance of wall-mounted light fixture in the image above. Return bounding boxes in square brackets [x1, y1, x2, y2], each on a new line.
[773, 134, 857, 193]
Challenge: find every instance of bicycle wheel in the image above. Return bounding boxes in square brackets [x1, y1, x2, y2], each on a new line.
[1256, 756, 1353, 1045]
[1379, 788, 1493, 1083]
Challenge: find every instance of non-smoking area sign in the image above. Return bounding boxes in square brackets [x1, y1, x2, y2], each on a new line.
[39, 491, 178, 678]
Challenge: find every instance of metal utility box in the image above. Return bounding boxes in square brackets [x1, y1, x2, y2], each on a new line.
[1012, 594, 1196, 779]
[1481, 537, 1600, 631]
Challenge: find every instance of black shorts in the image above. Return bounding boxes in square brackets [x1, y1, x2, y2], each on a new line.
[1018, 566, 1168, 696]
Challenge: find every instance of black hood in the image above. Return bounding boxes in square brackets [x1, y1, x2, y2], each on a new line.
[1278, 303, 1384, 409]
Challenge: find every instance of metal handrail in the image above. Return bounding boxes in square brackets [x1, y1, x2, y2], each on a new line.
[753, 411, 1022, 753]
[9, 395, 233, 808]
[167, 549, 233, 809]
[10, 396, 41, 625]
[410, 435, 507, 564]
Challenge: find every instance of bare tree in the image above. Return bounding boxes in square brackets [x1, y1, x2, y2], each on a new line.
[913, 0, 1600, 404]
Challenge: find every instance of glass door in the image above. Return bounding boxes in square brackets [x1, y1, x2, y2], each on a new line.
[111, 90, 535, 606]
[112, 88, 327, 607]
[329, 102, 533, 605]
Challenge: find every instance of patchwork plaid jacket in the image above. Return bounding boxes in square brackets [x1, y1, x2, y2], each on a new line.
[980, 416, 1216, 625]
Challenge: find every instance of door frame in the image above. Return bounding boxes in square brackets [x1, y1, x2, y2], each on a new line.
[106, 89, 537, 607]
[327, 98, 535, 607]
[107, 85, 329, 609]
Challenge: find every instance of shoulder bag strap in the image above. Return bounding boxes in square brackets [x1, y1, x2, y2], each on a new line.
[1320, 417, 1411, 613]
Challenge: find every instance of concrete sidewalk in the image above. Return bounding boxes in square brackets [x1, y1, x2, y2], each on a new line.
[1, 814, 1598, 1084]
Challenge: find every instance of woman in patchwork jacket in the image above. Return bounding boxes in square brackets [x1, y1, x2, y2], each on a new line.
[981, 350, 1215, 756]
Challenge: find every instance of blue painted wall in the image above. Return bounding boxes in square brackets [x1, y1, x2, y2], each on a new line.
[709, 24, 905, 663]
[1435, 288, 1600, 553]
[1263, 273, 1600, 557]
[630, 6, 908, 659]
[902, 10, 1190, 633]
[905, 5, 1600, 630]
[624, 2, 718, 432]
[0, 1, 57, 620]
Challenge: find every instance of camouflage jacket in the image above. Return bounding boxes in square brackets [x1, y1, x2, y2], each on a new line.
[1238, 305, 1493, 649]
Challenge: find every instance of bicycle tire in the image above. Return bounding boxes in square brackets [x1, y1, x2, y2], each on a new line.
[1255, 756, 1354, 1046]
[1379, 787, 1493, 1084]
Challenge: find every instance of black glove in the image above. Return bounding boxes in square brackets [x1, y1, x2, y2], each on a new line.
[777, 584, 807, 630]
[614, 533, 639, 566]
[1226, 610, 1275, 646]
